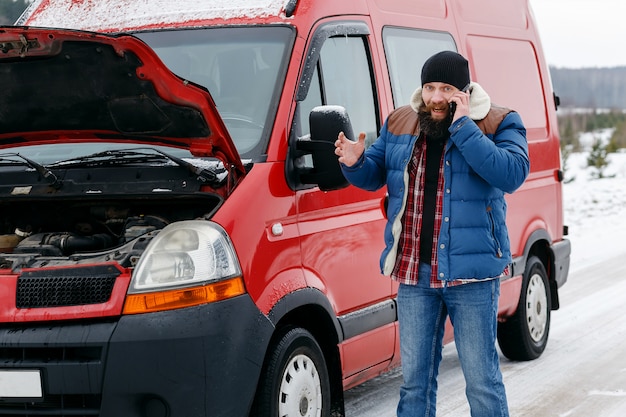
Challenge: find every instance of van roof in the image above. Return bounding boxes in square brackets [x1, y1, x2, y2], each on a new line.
[21, 0, 534, 36]
[19, 0, 289, 32]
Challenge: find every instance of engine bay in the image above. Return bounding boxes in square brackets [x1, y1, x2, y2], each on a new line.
[0, 194, 223, 271]
[0, 159, 223, 270]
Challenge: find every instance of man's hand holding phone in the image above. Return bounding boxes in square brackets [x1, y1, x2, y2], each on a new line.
[449, 82, 471, 122]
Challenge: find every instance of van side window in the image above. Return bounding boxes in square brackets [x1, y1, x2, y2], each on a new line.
[467, 35, 547, 141]
[299, 36, 378, 146]
[383, 28, 457, 108]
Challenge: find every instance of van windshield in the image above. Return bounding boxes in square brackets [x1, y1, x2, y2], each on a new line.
[135, 26, 294, 160]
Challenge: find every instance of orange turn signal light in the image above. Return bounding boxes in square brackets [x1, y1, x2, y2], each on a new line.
[122, 276, 246, 315]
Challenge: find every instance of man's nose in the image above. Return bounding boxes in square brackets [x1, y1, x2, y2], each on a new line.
[431, 91, 447, 103]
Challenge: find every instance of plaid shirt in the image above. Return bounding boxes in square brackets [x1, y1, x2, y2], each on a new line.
[391, 135, 458, 288]
[391, 136, 507, 287]
[390, 134, 467, 288]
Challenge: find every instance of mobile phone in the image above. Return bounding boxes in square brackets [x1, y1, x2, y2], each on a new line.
[450, 82, 472, 118]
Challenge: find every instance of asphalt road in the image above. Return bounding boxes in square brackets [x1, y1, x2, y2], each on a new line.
[344, 254, 626, 416]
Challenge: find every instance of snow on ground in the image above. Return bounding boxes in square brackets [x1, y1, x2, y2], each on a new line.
[562, 129, 626, 272]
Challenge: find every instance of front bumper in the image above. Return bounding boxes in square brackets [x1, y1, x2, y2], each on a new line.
[0, 294, 273, 417]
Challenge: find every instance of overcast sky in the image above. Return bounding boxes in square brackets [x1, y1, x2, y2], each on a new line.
[529, 0, 626, 68]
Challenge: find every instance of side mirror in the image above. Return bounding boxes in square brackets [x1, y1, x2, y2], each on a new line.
[297, 105, 353, 191]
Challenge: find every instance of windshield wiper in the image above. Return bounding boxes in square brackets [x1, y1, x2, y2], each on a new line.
[150, 148, 222, 186]
[49, 148, 223, 186]
[0, 153, 62, 189]
[48, 149, 167, 167]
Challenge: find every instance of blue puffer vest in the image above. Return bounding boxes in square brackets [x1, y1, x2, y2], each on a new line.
[341, 82, 529, 282]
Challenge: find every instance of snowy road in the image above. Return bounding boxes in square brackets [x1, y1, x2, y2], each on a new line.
[344, 253, 626, 417]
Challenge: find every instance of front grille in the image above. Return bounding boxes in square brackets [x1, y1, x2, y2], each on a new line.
[0, 394, 101, 416]
[0, 346, 103, 363]
[16, 265, 120, 308]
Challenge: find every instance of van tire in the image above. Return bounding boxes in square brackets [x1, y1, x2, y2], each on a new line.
[497, 256, 551, 361]
[252, 327, 331, 417]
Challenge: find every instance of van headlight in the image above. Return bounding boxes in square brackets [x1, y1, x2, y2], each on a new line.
[129, 220, 241, 294]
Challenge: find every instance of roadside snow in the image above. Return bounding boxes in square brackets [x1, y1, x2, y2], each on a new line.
[563, 129, 626, 272]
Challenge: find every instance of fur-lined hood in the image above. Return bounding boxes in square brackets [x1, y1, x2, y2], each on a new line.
[409, 81, 491, 121]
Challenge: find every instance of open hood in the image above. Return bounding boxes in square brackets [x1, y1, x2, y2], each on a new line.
[0, 26, 245, 176]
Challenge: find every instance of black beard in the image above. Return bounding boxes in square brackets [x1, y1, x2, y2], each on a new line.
[418, 102, 451, 141]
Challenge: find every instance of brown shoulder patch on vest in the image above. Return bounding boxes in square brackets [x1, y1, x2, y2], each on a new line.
[386, 105, 420, 136]
[475, 105, 513, 135]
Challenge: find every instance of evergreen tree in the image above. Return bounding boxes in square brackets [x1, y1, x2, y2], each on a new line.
[586, 137, 610, 179]
[607, 120, 626, 152]
[560, 144, 576, 183]
[559, 117, 582, 151]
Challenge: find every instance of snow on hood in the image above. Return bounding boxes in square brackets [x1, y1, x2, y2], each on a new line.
[20, 0, 290, 32]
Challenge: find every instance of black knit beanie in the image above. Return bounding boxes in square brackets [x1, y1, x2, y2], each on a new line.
[421, 51, 470, 90]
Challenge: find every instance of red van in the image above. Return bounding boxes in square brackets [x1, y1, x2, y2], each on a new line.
[0, 0, 569, 415]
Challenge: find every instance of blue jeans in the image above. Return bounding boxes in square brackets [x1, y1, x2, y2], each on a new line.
[396, 263, 509, 417]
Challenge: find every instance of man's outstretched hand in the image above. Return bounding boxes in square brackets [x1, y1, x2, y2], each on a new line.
[334, 131, 366, 167]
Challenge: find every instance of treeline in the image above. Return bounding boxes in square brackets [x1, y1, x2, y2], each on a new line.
[0, 0, 30, 25]
[559, 110, 626, 152]
[551, 67, 626, 109]
[558, 110, 626, 180]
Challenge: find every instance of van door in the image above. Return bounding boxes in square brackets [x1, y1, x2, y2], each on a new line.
[288, 20, 395, 380]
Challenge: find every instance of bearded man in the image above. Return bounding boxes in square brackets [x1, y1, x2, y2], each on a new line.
[334, 50, 529, 417]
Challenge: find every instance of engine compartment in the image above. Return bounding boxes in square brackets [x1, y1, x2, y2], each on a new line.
[0, 194, 222, 270]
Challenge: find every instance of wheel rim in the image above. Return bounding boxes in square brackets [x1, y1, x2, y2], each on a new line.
[278, 353, 322, 417]
[525, 272, 548, 343]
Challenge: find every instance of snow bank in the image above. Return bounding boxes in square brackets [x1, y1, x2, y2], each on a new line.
[563, 143, 626, 272]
